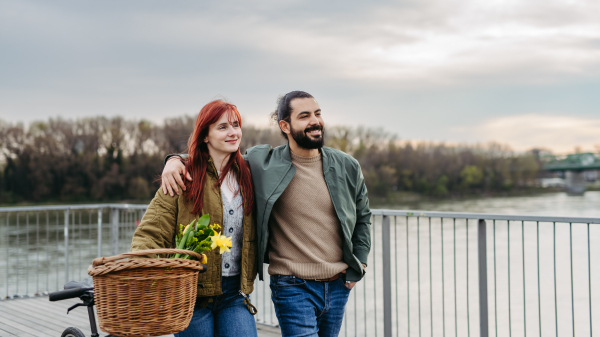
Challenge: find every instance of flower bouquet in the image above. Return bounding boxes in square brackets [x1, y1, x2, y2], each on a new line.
[171, 213, 232, 263]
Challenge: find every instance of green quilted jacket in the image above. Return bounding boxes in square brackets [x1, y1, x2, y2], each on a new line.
[130, 157, 258, 297]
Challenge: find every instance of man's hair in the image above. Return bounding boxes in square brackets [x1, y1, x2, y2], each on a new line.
[270, 91, 314, 140]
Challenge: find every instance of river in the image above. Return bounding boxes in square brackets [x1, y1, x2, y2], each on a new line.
[1, 192, 598, 337]
[375, 190, 600, 218]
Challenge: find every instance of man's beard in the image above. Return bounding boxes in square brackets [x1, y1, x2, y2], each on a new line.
[290, 124, 324, 150]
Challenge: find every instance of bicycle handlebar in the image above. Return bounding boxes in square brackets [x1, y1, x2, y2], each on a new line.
[49, 287, 94, 301]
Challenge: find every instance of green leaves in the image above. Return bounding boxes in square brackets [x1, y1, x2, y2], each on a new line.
[196, 214, 210, 229]
[171, 215, 214, 260]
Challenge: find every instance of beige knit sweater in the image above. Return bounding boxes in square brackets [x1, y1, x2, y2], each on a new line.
[267, 151, 348, 279]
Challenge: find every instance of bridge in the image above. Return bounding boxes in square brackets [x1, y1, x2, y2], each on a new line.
[540, 152, 600, 195]
[1, 204, 599, 337]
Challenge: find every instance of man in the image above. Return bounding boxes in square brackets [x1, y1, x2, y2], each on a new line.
[161, 91, 371, 337]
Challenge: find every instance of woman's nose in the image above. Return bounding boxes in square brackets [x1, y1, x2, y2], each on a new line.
[227, 126, 236, 136]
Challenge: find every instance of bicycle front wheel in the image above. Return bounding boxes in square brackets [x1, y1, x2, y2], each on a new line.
[61, 327, 85, 337]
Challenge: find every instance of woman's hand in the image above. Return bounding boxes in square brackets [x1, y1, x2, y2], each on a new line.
[161, 157, 192, 196]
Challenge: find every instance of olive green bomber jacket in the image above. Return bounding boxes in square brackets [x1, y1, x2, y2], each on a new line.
[167, 144, 372, 283]
[131, 159, 258, 297]
[244, 145, 371, 282]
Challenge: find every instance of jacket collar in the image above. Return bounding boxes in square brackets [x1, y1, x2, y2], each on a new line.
[207, 155, 241, 180]
[206, 156, 218, 179]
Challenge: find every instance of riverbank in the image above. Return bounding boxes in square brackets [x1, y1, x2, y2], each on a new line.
[3, 185, 599, 210]
[371, 190, 600, 219]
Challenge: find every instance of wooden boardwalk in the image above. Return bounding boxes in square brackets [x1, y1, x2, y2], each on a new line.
[0, 296, 280, 337]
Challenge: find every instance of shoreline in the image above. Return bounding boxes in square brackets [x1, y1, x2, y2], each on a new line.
[2, 186, 599, 209]
[369, 185, 600, 208]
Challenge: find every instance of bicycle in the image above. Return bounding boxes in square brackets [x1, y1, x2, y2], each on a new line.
[48, 278, 116, 337]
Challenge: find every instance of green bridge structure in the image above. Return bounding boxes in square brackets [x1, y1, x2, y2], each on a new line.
[540, 152, 600, 195]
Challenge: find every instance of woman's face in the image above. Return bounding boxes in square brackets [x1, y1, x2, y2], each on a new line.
[204, 111, 242, 157]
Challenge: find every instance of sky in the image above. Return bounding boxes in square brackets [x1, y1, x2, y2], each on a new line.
[1, 0, 599, 153]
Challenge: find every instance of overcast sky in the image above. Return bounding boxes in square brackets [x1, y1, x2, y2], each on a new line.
[1, 0, 599, 153]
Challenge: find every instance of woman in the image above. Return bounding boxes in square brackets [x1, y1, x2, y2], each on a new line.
[130, 100, 258, 337]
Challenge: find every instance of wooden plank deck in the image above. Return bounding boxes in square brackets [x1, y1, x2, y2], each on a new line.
[0, 296, 280, 337]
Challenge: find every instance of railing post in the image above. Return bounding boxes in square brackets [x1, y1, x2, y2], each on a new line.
[110, 208, 119, 256]
[382, 215, 392, 337]
[64, 209, 69, 284]
[97, 208, 103, 257]
[478, 219, 489, 337]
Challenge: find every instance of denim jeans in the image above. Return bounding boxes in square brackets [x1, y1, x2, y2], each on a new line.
[270, 275, 351, 337]
[175, 275, 257, 337]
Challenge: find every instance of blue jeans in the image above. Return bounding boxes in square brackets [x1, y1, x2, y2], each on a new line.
[270, 275, 351, 337]
[175, 275, 257, 337]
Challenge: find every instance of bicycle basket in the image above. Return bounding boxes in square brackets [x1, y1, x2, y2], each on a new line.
[88, 249, 206, 337]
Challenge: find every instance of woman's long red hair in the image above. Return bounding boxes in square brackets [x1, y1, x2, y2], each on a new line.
[184, 100, 254, 215]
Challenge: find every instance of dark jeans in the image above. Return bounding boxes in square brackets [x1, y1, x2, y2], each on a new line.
[175, 275, 257, 337]
[270, 275, 351, 337]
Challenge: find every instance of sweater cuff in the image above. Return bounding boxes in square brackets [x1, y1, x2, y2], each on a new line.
[164, 154, 182, 166]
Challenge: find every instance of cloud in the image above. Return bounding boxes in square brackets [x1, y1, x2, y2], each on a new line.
[5, 0, 599, 87]
[473, 114, 600, 153]
[124, 0, 600, 85]
[1, 0, 600, 156]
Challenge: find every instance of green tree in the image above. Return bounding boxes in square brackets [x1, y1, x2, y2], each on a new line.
[460, 165, 484, 189]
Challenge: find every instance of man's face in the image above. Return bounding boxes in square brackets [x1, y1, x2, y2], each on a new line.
[286, 98, 324, 150]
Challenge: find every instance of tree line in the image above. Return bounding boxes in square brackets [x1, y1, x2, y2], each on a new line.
[0, 116, 539, 204]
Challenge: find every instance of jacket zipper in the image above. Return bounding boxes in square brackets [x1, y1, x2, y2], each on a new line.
[239, 290, 258, 315]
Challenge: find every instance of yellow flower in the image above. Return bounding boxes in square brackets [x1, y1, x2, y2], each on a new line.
[201, 254, 208, 264]
[209, 232, 232, 254]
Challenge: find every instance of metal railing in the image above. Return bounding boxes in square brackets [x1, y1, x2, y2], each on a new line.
[0, 204, 147, 299]
[1, 205, 598, 337]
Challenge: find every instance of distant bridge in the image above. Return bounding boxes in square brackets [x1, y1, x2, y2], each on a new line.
[541, 152, 600, 171]
[540, 152, 600, 195]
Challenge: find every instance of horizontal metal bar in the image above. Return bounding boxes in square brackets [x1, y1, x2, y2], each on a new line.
[0, 204, 148, 212]
[370, 209, 600, 224]
[2, 204, 598, 224]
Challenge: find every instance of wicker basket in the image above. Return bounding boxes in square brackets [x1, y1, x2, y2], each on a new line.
[88, 249, 206, 337]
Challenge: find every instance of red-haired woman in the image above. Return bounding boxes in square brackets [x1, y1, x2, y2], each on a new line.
[131, 100, 259, 337]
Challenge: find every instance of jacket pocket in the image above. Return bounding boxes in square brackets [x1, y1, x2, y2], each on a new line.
[197, 249, 220, 286]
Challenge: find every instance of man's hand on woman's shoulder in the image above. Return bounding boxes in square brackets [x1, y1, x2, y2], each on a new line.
[161, 156, 192, 197]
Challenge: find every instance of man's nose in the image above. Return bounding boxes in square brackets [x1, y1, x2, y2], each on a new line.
[308, 114, 320, 125]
